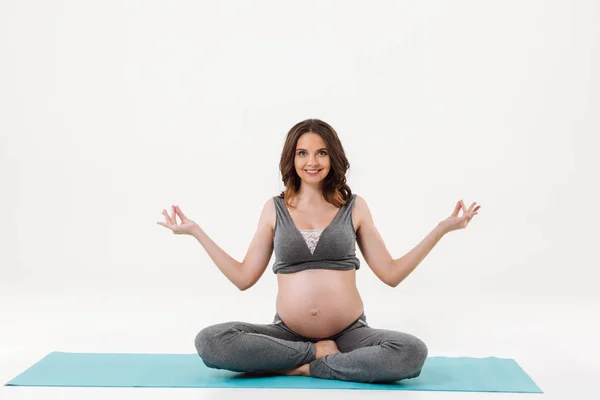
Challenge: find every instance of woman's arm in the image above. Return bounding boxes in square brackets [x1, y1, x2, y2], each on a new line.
[355, 196, 478, 287]
[386, 224, 446, 287]
[191, 198, 274, 291]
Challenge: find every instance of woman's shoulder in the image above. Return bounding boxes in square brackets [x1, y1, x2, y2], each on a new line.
[350, 194, 368, 230]
[347, 193, 360, 207]
[264, 196, 278, 212]
[250, 197, 277, 234]
[351, 193, 368, 210]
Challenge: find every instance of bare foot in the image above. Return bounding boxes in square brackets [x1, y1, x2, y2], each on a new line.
[279, 363, 310, 376]
[266, 340, 340, 377]
[315, 339, 340, 359]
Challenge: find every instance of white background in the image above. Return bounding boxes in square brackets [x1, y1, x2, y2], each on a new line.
[1, 0, 599, 399]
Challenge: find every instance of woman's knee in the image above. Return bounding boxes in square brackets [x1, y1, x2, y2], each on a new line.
[194, 326, 213, 360]
[399, 334, 428, 378]
[194, 322, 235, 364]
[407, 335, 428, 373]
[386, 332, 428, 380]
[408, 335, 428, 363]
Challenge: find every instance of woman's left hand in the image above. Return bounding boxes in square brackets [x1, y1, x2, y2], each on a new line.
[439, 200, 481, 234]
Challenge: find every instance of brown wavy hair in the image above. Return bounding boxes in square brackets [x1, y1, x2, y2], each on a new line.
[278, 118, 352, 209]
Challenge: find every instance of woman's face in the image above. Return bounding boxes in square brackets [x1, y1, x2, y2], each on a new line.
[294, 132, 331, 185]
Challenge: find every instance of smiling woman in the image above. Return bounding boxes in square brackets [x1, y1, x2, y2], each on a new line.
[158, 118, 480, 383]
[268, 122, 366, 337]
[297, 145, 328, 178]
[279, 119, 351, 210]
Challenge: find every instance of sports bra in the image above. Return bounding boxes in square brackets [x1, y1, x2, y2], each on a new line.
[298, 228, 324, 254]
[272, 194, 360, 274]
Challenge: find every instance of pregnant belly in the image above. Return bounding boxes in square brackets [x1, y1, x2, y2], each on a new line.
[276, 269, 364, 339]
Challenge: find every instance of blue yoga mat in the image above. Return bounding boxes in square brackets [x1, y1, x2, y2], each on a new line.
[5, 352, 542, 393]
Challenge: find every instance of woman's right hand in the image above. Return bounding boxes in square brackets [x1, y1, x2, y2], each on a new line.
[157, 205, 200, 236]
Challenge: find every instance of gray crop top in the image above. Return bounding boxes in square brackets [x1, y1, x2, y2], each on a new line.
[272, 194, 360, 274]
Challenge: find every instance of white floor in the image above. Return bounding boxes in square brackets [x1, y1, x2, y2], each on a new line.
[1, 288, 598, 400]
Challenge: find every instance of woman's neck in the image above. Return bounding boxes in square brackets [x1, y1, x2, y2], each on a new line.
[295, 185, 327, 206]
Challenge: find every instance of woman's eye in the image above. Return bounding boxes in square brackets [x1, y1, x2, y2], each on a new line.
[297, 151, 327, 156]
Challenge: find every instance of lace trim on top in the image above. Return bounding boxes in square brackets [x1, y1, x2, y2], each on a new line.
[298, 229, 324, 254]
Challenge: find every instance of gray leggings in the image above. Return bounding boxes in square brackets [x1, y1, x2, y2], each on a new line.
[194, 312, 428, 383]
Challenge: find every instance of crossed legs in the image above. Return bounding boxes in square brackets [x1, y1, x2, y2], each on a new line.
[194, 316, 427, 383]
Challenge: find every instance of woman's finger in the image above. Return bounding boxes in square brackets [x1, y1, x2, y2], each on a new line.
[451, 201, 461, 217]
[162, 209, 172, 225]
[175, 205, 186, 221]
[459, 216, 467, 229]
[467, 212, 479, 222]
[460, 200, 468, 216]
[469, 206, 481, 219]
[171, 205, 177, 225]
[468, 202, 476, 213]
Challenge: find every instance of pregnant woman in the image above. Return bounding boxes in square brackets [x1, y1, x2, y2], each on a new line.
[157, 118, 480, 383]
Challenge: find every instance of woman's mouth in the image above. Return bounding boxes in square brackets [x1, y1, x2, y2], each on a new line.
[305, 169, 322, 176]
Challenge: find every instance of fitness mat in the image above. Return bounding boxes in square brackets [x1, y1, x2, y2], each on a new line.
[5, 352, 542, 393]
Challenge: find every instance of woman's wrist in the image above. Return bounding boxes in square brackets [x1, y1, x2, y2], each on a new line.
[190, 225, 203, 238]
[436, 221, 449, 236]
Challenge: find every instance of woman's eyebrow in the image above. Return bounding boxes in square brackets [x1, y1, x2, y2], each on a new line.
[296, 148, 328, 151]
